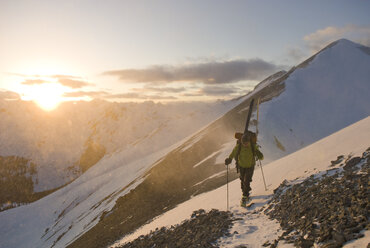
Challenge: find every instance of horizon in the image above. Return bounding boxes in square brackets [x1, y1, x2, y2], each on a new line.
[0, 0, 369, 111]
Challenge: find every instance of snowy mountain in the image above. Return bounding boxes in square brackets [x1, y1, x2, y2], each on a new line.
[0, 39, 369, 248]
[0, 98, 241, 208]
[256, 39, 370, 162]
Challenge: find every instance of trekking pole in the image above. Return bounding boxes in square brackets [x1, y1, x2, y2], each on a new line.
[226, 164, 229, 211]
[256, 97, 268, 191]
[259, 160, 267, 191]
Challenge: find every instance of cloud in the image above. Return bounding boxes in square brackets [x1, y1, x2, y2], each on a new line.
[18, 74, 92, 89]
[286, 47, 307, 63]
[134, 86, 187, 93]
[21, 79, 47, 85]
[63, 91, 109, 98]
[304, 24, 370, 52]
[199, 86, 239, 96]
[150, 95, 177, 100]
[132, 84, 243, 98]
[64, 91, 177, 100]
[50, 75, 81, 80]
[105, 93, 177, 100]
[0, 90, 20, 100]
[181, 92, 203, 97]
[9, 73, 81, 79]
[103, 59, 280, 84]
[58, 78, 93, 89]
[284, 24, 370, 64]
[104, 93, 144, 99]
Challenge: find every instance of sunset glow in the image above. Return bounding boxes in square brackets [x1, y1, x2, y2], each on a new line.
[21, 83, 65, 111]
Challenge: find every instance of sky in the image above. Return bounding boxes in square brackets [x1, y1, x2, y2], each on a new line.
[0, 0, 369, 109]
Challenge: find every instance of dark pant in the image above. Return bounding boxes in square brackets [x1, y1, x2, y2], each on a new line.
[239, 166, 255, 197]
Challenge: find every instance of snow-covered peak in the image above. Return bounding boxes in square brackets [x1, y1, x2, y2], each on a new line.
[255, 39, 370, 162]
[324, 38, 369, 56]
[312, 38, 369, 63]
[332, 38, 357, 46]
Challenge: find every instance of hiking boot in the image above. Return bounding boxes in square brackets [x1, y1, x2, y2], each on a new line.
[240, 196, 250, 207]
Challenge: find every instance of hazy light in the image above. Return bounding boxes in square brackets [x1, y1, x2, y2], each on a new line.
[21, 83, 64, 111]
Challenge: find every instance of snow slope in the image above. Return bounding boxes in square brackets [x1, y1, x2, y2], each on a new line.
[256, 39, 370, 162]
[112, 116, 370, 248]
[0, 98, 246, 248]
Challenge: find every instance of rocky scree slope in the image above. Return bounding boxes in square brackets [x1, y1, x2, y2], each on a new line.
[263, 147, 370, 247]
[119, 209, 233, 248]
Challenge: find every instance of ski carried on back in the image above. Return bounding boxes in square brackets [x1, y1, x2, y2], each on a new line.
[235, 98, 255, 171]
[243, 98, 255, 137]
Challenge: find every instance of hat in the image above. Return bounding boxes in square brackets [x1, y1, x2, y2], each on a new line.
[242, 133, 250, 144]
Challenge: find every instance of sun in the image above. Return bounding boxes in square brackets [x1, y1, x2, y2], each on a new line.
[26, 83, 64, 111]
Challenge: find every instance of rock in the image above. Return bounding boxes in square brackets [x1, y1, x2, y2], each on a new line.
[344, 232, 364, 241]
[331, 155, 344, 166]
[262, 240, 271, 246]
[295, 237, 314, 248]
[269, 240, 278, 248]
[191, 209, 205, 218]
[366, 223, 370, 230]
[321, 241, 342, 248]
[331, 230, 345, 245]
[343, 157, 361, 170]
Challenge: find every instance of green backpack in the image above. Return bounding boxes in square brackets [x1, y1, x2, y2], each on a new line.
[234, 131, 257, 172]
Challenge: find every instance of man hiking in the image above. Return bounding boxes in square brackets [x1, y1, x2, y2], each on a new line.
[225, 131, 263, 207]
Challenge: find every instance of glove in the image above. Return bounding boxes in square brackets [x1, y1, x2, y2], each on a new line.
[225, 158, 232, 165]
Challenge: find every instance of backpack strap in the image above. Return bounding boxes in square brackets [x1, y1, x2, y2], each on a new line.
[247, 131, 257, 166]
[235, 139, 241, 173]
[250, 136, 256, 166]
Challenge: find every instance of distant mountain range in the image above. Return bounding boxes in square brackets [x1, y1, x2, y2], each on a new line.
[0, 98, 242, 209]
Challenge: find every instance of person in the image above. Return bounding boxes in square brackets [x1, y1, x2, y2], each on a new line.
[225, 131, 263, 207]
